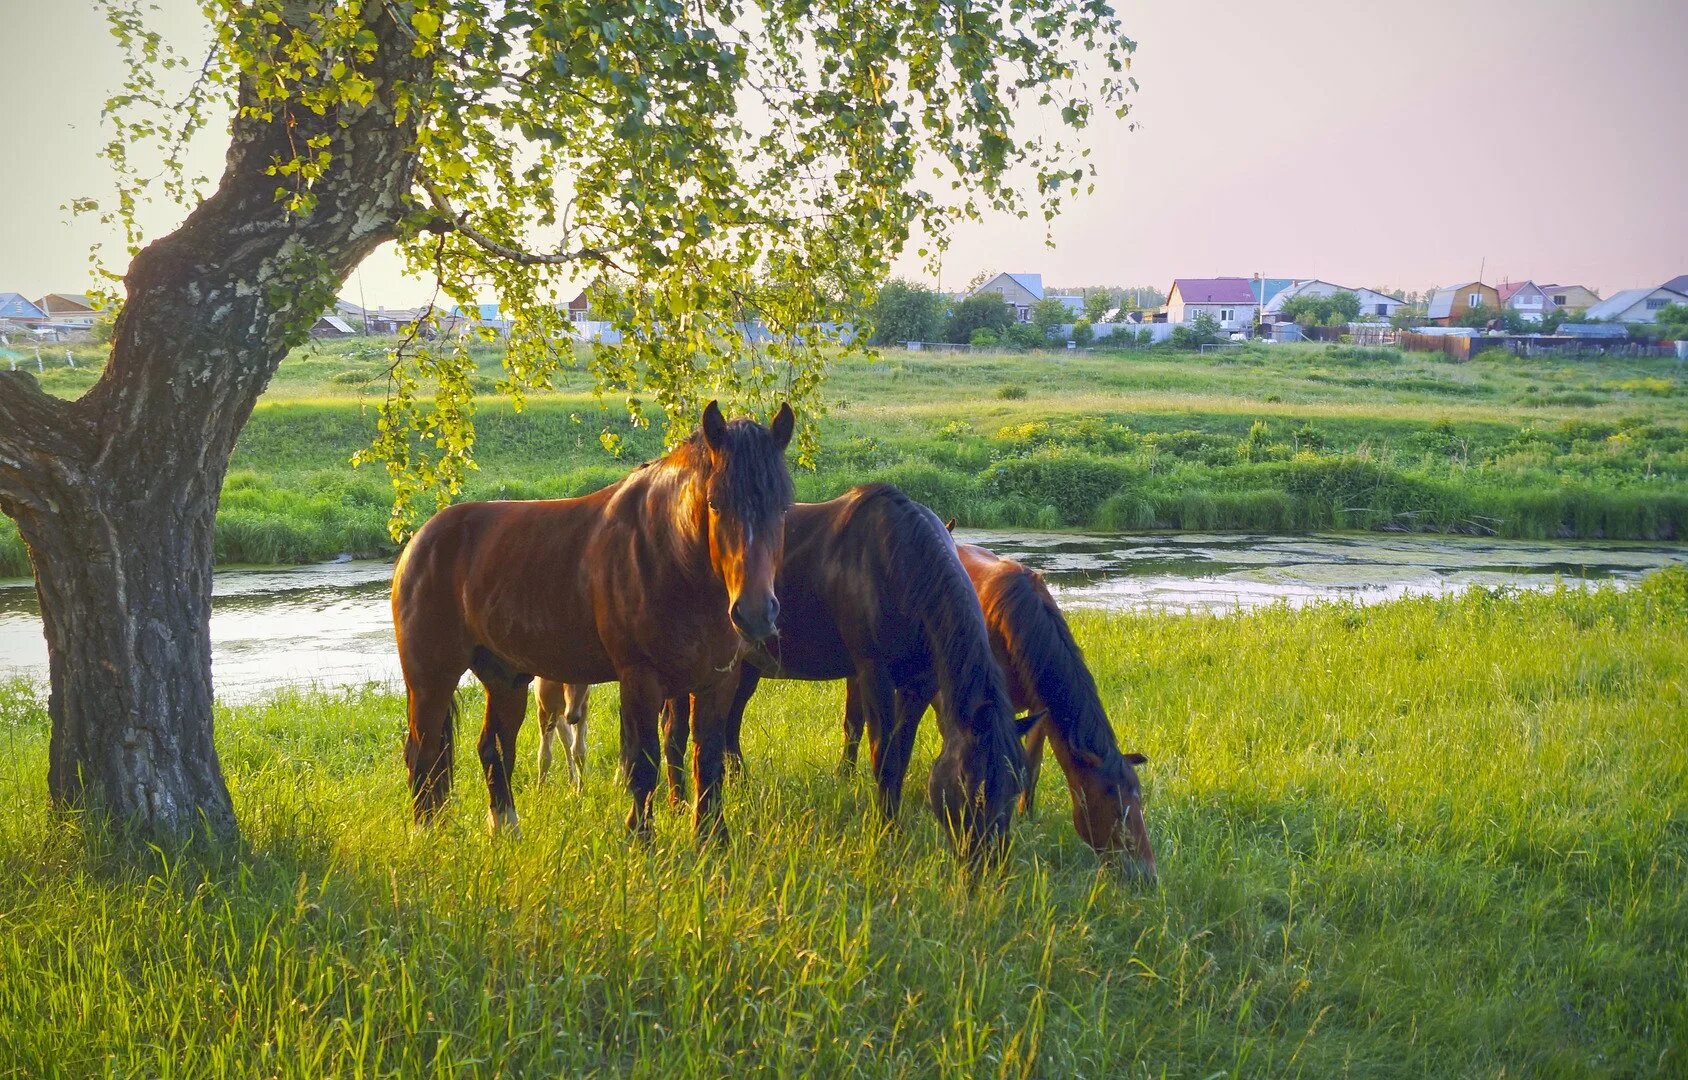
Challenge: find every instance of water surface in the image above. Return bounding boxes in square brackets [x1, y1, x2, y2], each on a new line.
[2, 533, 1682, 700]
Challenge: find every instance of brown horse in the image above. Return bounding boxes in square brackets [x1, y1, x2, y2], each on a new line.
[838, 542, 1155, 877]
[391, 401, 794, 840]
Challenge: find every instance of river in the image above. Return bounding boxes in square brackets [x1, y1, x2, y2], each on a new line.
[2, 531, 1683, 700]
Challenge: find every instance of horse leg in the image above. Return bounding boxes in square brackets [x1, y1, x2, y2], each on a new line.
[660, 695, 692, 809]
[535, 681, 561, 788]
[856, 665, 904, 823]
[618, 671, 664, 841]
[838, 674, 866, 776]
[562, 683, 589, 788]
[1020, 717, 1049, 816]
[404, 676, 460, 825]
[690, 679, 738, 845]
[479, 680, 529, 836]
[876, 676, 934, 823]
[723, 666, 760, 778]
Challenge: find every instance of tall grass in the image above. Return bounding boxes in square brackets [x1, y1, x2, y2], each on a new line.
[1, 574, 1684, 1074]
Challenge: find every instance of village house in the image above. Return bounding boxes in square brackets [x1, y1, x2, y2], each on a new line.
[35, 293, 98, 326]
[0, 293, 46, 326]
[1582, 286, 1688, 324]
[1536, 283, 1601, 315]
[1423, 281, 1501, 326]
[1496, 281, 1549, 322]
[966, 272, 1083, 323]
[1263, 279, 1406, 322]
[1165, 277, 1257, 330]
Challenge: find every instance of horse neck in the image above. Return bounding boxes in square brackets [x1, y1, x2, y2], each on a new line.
[993, 571, 1121, 763]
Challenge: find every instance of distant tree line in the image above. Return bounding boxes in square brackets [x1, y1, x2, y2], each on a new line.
[866, 278, 1164, 348]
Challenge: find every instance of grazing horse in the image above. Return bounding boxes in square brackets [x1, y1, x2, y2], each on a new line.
[390, 400, 795, 840]
[839, 542, 1155, 877]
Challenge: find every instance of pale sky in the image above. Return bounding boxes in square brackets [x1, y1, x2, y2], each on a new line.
[2, 0, 1684, 305]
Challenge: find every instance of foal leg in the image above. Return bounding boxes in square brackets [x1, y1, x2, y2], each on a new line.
[562, 683, 590, 788]
[479, 680, 530, 835]
[660, 695, 691, 808]
[838, 675, 866, 776]
[618, 671, 664, 841]
[404, 675, 461, 825]
[1020, 718, 1049, 817]
[535, 680, 562, 787]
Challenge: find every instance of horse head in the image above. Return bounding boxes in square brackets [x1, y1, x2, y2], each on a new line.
[698, 400, 795, 645]
[928, 693, 1027, 871]
[1064, 741, 1156, 882]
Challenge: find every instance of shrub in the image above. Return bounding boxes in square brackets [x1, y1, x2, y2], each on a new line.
[969, 328, 1000, 347]
[996, 383, 1028, 400]
[980, 450, 1136, 525]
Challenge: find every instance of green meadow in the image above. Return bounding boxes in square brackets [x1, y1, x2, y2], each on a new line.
[3, 339, 1686, 576]
[1, 573, 1683, 1074]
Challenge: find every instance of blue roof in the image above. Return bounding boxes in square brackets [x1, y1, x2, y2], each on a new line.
[0, 293, 45, 319]
[1251, 278, 1296, 305]
[449, 303, 502, 320]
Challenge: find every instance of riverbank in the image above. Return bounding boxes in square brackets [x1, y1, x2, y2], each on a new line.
[1, 576, 1683, 1072]
[3, 341, 1684, 576]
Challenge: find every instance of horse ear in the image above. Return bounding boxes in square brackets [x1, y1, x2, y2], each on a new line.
[1124, 752, 1148, 766]
[1014, 710, 1048, 738]
[944, 517, 956, 533]
[770, 402, 795, 451]
[702, 400, 728, 450]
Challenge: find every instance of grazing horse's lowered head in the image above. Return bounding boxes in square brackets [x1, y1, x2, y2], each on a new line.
[1056, 730, 1156, 882]
[695, 400, 796, 645]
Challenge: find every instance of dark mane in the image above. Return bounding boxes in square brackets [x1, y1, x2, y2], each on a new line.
[986, 568, 1123, 769]
[848, 485, 1021, 756]
[670, 419, 795, 522]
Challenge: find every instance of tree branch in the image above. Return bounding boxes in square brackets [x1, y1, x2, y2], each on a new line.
[0, 371, 91, 516]
[418, 178, 627, 272]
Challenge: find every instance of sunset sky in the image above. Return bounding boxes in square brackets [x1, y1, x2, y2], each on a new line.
[2, 0, 1684, 304]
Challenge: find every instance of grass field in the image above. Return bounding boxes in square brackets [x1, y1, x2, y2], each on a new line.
[1, 574, 1683, 1075]
[3, 338, 1686, 577]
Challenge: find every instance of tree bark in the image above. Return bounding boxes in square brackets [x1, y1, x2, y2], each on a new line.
[0, 5, 425, 836]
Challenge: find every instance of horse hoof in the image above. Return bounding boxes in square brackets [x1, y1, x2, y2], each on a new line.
[488, 807, 522, 838]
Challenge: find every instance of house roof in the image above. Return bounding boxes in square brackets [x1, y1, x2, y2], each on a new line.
[1252, 278, 1296, 305]
[318, 315, 356, 334]
[1661, 275, 1688, 295]
[1003, 274, 1044, 300]
[1585, 287, 1688, 321]
[0, 293, 45, 320]
[1050, 294, 1085, 316]
[37, 293, 94, 313]
[1496, 281, 1542, 304]
[1171, 277, 1257, 305]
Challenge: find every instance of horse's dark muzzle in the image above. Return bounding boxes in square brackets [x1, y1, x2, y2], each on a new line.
[730, 596, 780, 644]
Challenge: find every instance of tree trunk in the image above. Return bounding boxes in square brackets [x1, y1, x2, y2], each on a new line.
[21, 469, 231, 834]
[0, 5, 424, 837]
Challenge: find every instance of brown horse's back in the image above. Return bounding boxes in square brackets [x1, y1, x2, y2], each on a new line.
[393, 492, 622, 688]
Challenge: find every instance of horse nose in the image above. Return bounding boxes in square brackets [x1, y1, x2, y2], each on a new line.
[731, 596, 779, 642]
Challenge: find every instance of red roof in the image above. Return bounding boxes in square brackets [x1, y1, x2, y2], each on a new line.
[1172, 277, 1257, 304]
[1496, 281, 1539, 304]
